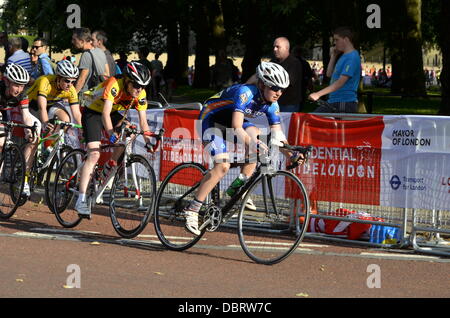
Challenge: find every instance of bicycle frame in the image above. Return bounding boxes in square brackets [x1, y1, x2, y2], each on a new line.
[197, 144, 312, 232]
[66, 125, 159, 210]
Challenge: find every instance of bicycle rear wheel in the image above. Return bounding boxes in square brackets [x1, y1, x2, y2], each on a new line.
[238, 170, 310, 265]
[153, 162, 207, 250]
[52, 148, 85, 228]
[110, 154, 156, 238]
[0, 144, 26, 219]
[44, 145, 73, 213]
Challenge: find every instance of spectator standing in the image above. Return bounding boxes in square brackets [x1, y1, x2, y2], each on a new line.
[115, 51, 128, 74]
[30, 37, 54, 79]
[7, 37, 33, 76]
[71, 28, 109, 94]
[150, 53, 164, 99]
[309, 27, 361, 113]
[92, 30, 116, 77]
[271, 37, 303, 112]
[292, 44, 314, 111]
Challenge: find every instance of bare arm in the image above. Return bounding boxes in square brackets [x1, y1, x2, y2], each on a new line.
[37, 95, 49, 125]
[75, 69, 89, 93]
[101, 99, 115, 136]
[70, 103, 82, 125]
[309, 75, 349, 101]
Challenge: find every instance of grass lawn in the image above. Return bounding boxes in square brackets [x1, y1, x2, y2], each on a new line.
[171, 85, 443, 116]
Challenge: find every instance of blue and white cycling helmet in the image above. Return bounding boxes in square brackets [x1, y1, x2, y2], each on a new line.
[256, 61, 290, 89]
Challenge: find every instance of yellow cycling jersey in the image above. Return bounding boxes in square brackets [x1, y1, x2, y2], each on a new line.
[27, 74, 79, 107]
[84, 77, 147, 113]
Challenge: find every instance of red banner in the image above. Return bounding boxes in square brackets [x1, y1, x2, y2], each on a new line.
[160, 109, 204, 183]
[287, 113, 384, 205]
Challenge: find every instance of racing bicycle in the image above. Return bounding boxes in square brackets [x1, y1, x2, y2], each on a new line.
[52, 123, 163, 238]
[153, 143, 312, 265]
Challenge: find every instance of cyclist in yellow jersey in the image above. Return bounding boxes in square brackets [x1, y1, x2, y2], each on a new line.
[75, 61, 154, 217]
[26, 60, 82, 130]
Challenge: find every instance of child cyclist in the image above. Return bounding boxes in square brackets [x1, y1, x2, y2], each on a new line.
[0, 63, 41, 197]
[184, 61, 306, 236]
[75, 61, 155, 217]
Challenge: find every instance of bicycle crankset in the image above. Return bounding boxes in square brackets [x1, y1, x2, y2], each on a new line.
[201, 204, 222, 232]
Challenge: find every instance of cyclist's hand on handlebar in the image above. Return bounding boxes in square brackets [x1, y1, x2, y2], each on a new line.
[109, 132, 119, 144]
[308, 92, 320, 102]
[290, 151, 306, 166]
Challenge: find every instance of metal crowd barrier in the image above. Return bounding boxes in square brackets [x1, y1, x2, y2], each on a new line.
[142, 109, 449, 256]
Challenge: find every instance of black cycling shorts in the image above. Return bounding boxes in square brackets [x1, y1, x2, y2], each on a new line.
[82, 108, 124, 143]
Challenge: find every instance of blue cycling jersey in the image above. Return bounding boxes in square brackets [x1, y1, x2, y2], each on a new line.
[199, 84, 281, 157]
[199, 84, 281, 130]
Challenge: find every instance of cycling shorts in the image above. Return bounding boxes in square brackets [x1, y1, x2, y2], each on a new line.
[201, 119, 255, 157]
[81, 108, 124, 143]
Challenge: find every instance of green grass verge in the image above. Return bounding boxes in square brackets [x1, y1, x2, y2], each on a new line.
[171, 85, 443, 115]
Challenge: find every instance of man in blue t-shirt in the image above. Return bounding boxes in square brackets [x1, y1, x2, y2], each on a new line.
[309, 27, 361, 113]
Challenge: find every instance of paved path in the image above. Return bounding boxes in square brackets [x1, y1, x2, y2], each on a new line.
[1, 197, 449, 300]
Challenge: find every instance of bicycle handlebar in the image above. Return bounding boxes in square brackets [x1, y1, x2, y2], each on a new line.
[280, 143, 312, 170]
[0, 120, 38, 138]
[122, 126, 165, 152]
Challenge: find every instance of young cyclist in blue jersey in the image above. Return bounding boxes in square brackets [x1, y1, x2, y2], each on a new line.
[184, 61, 306, 236]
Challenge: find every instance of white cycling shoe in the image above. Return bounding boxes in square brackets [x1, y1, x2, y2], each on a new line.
[184, 209, 201, 236]
[75, 200, 91, 219]
[244, 198, 257, 211]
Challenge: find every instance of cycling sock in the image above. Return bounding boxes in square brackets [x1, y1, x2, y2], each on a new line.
[185, 198, 203, 213]
[77, 193, 86, 203]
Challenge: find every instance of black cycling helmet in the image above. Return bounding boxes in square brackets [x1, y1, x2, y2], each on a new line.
[123, 61, 151, 86]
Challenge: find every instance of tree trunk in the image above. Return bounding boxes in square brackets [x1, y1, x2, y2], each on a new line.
[439, 0, 450, 115]
[178, 21, 190, 85]
[240, 0, 262, 83]
[193, 0, 211, 88]
[402, 0, 427, 97]
[209, 0, 227, 58]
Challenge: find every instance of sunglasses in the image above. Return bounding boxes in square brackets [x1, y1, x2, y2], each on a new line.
[131, 82, 145, 90]
[62, 79, 76, 84]
[32, 45, 43, 50]
[269, 86, 285, 92]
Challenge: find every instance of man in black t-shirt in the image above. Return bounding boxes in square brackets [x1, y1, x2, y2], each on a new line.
[270, 37, 303, 112]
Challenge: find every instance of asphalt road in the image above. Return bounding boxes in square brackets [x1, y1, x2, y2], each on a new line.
[1, 195, 449, 301]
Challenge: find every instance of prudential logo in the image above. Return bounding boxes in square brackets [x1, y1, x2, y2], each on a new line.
[390, 175, 401, 190]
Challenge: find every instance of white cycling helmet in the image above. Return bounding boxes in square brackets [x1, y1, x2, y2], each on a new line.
[56, 59, 79, 78]
[5, 63, 30, 85]
[256, 61, 290, 89]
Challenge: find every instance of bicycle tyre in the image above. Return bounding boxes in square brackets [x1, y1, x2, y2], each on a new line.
[238, 170, 310, 265]
[153, 162, 207, 251]
[109, 154, 156, 238]
[44, 145, 73, 213]
[0, 144, 26, 219]
[52, 148, 86, 228]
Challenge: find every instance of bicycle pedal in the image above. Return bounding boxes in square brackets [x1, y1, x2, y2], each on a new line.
[78, 213, 91, 220]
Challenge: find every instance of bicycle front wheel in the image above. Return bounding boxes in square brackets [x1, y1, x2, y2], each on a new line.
[110, 154, 156, 238]
[153, 162, 207, 251]
[52, 148, 85, 228]
[44, 145, 73, 213]
[238, 170, 310, 265]
[0, 144, 26, 219]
